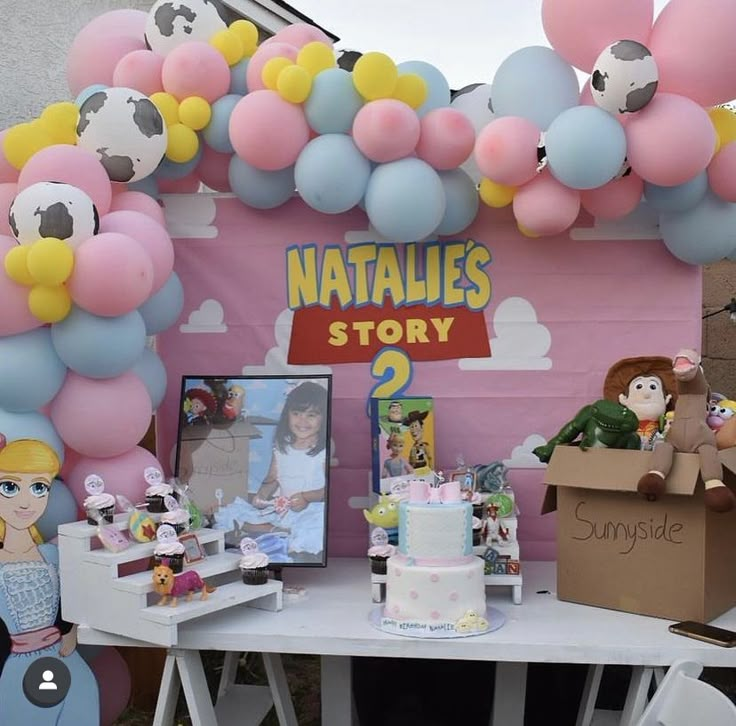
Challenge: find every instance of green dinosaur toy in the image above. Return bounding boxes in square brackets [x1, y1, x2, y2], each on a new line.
[533, 399, 640, 464]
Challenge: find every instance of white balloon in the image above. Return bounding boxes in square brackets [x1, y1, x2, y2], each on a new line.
[451, 84, 495, 183]
[145, 0, 228, 57]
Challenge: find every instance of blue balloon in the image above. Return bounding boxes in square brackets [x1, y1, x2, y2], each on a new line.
[203, 94, 242, 153]
[138, 271, 184, 335]
[128, 175, 159, 198]
[131, 347, 168, 410]
[0, 410, 64, 464]
[51, 308, 146, 379]
[365, 158, 446, 243]
[659, 191, 736, 264]
[492, 46, 579, 130]
[435, 170, 479, 236]
[75, 84, 107, 107]
[396, 61, 451, 117]
[295, 134, 371, 214]
[229, 156, 295, 210]
[0, 329, 67, 412]
[545, 106, 627, 190]
[155, 143, 203, 180]
[230, 58, 249, 95]
[304, 68, 364, 134]
[644, 172, 709, 213]
[36, 479, 79, 541]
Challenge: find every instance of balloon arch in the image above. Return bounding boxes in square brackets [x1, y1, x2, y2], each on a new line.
[1, 0, 735, 717]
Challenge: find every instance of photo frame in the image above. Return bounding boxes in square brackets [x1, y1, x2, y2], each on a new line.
[448, 468, 477, 496]
[180, 533, 206, 564]
[174, 374, 332, 567]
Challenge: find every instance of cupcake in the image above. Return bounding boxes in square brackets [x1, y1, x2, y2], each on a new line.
[144, 467, 174, 513]
[472, 516, 483, 546]
[471, 492, 485, 520]
[367, 527, 395, 574]
[153, 524, 185, 573]
[83, 474, 115, 524]
[160, 506, 190, 535]
[239, 537, 270, 585]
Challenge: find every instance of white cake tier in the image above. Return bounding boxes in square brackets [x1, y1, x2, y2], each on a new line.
[398, 501, 473, 559]
[384, 554, 486, 624]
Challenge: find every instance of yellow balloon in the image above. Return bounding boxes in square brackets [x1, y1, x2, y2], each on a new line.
[28, 284, 72, 324]
[166, 123, 199, 163]
[179, 96, 212, 131]
[392, 73, 428, 110]
[352, 52, 398, 100]
[709, 106, 736, 154]
[296, 42, 336, 77]
[479, 178, 516, 208]
[277, 65, 312, 104]
[210, 29, 244, 66]
[150, 92, 180, 127]
[4, 245, 34, 285]
[3, 122, 54, 170]
[27, 238, 74, 285]
[229, 19, 259, 57]
[262, 57, 293, 91]
[517, 222, 540, 239]
[39, 102, 79, 145]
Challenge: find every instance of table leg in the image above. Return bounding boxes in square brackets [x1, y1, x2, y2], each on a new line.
[321, 655, 354, 726]
[217, 651, 240, 700]
[491, 662, 527, 726]
[153, 651, 181, 726]
[619, 666, 654, 726]
[576, 664, 604, 726]
[263, 653, 299, 726]
[176, 649, 218, 726]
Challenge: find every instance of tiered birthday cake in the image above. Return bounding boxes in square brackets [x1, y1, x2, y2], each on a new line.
[380, 479, 490, 636]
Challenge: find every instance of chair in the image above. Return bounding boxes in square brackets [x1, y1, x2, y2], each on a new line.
[635, 660, 736, 726]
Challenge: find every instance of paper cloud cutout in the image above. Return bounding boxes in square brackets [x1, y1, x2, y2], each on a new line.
[242, 308, 332, 375]
[570, 202, 659, 241]
[180, 299, 227, 333]
[503, 434, 548, 469]
[459, 296, 551, 370]
[161, 195, 218, 239]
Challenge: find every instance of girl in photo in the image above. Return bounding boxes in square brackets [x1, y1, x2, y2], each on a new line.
[0, 437, 99, 724]
[381, 433, 414, 478]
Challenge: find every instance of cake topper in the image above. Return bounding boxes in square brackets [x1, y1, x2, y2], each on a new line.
[163, 494, 179, 512]
[370, 527, 389, 547]
[239, 537, 259, 554]
[156, 524, 178, 544]
[144, 466, 164, 486]
[84, 474, 105, 495]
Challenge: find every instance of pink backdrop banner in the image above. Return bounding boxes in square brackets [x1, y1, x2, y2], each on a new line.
[156, 196, 701, 560]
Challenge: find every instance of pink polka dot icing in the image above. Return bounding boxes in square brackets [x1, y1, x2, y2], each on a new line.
[431, 610, 440, 620]
[430, 574, 439, 583]
[449, 592, 458, 601]
[409, 590, 418, 599]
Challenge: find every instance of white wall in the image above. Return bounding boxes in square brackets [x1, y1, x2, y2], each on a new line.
[0, 0, 153, 128]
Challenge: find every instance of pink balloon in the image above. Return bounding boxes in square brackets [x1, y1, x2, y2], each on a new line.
[266, 23, 333, 49]
[197, 146, 232, 192]
[113, 50, 164, 96]
[708, 143, 736, 203]
[89, 647, 132, 726]
[246, 42, 299, 92]
[352, 100, 420, 163]
[0, 130, 18, 183]
[68, 232, 154, 316]
[50, 372, 152, 458]
[74, 9, 147, 39]
[99, 210, 173, 293]
[649, 0, 736, 107]
[67, 446, 163, 511]
[414, 108, 475, 170]
[109, 191, 166, 226]
[474, 116, 540, 186]
[158, 173, 201, 194]
[229, 90, 310, 171]
[625, 93, 716, 186]
[513, 172, 581, 235]
[67, 34, 146, 97]
[0, 234, 42, 336]
[0, 182, 17, 237]
[161, 41, 231, 103]
[581, 172, 644, 219]
[541, 0, 654, 72]
[18, 145, 112, 215]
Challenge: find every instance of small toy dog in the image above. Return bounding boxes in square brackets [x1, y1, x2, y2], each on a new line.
[152, 565, 216, 607]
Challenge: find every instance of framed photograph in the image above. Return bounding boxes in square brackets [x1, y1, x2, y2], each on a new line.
[448, 468, 477, 497]
[180, 533, 206, 564]
[175, 374, 332, 567]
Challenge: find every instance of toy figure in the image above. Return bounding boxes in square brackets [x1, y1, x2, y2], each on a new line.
[0, 435, 100, 723]
[603, 356, 676, 450]
[403, 409, 432, 470]
[533, 399, 640, 463]
[363, 494, 399, 544]
[183, 387, 217, 425]
[381, 433, 414, 478]
[222, 385, 246, 420]
[637, 349, 736, 512]
[152, 565, 216, 607]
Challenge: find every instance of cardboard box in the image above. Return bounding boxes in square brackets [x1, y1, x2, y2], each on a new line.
[542, 446, 736, 621]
